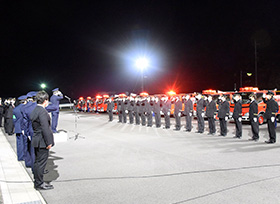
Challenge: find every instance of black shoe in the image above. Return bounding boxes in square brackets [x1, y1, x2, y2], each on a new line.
[185, 129, 191, 132]
[196, 131, 203, 134]
[265, 140, 275, 144]
[35, 183, 54, 190]
[233, 136, 241, 139]
[248, 138, 259, 142]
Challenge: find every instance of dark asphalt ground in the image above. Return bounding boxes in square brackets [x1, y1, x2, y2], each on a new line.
[5, 111, 280, 204]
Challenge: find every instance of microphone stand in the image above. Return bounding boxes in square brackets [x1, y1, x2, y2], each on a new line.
[66, 96, 85, 140]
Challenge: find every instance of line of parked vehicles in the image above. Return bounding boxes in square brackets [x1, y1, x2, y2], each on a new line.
[75, 87, 280, 125]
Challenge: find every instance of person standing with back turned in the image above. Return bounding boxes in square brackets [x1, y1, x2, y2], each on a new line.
[30, 91, 54, 190]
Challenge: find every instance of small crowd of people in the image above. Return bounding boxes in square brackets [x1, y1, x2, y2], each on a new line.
[0, 88, 64, 191]
[105, 91, 279, 144]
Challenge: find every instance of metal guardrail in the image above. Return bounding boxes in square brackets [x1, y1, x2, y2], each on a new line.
[59, 103, 74, 109]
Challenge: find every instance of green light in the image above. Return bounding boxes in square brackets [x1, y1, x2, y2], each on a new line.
[247, 72, 252, 77]
[41, 83, 46, 89]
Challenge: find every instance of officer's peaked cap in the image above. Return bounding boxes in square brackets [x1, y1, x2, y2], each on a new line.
[18, 95, 27, 100]
[27, 91, 37, 98]
[52, 88, 59, 92]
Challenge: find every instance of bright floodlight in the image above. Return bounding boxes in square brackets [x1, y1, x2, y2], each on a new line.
[40, 83, 46, 89]
[135, 57, 149, 70]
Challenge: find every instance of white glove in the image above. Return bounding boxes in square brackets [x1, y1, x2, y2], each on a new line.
[28, 136, 31, 141]
[238, 117, 242, 122]
[167, 112, 170, 116]
[125, 110, 128, 114]
[253, 118, 257, 123]
[202, 113, 205, 117]
[22, 130, 24, 135]
[189, 113, 192, 117]
[225, 116, 228, 121]
[271, 117, 275, 122]
[178, 113, 181, 117]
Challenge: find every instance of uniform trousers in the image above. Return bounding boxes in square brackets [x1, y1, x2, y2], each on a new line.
[219, 118, 227, 136]
[51, 112, 59, 133]
[185, 114, 192, 131]
[174, 113, 181, 130]
[234, 118, 242, 138]
[250, 119, 259, 139]
[135, 113, 140, 125]
[16, 133, 24, 161]
[267, 119, 276, 142]
[147, 112, 153, 127]
[141, 113, 146, 126]
[155, 113, 161, 127]
[208, 117, 216, 134]
[197, 112, 204, 133]
[129, 111, 134, 124]
[164, 113, 170, 128]
[108, 110, 113, 121]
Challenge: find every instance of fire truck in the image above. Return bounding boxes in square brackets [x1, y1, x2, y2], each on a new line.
[229, 87, 280, 124]
[93, 94, 111, 112]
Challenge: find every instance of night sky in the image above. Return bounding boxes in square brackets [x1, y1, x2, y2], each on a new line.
[1, 1, 280, 99]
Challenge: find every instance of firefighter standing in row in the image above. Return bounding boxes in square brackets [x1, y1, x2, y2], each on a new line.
[196, 94, 206, 133]
[146, 97, 153, 127]
[105, 97, 114, 122]
[263, 91, 279, 144]
[140, 97, 146, 126]
[153, 97, 161, 128]
[218, 95, 230, 136]
[134, 97, 141, 125]
[206, 95, 217, 135]
[173, 96, 182, 131]
[116, 96, 122, 123]
[183, 94, 193, 132]
[162, 96, 171, 129]
[248, 94, 259, 141]
[232, 94, 242, 139]
[128, 95, 135, 124]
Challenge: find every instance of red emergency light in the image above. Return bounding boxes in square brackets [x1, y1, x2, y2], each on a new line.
[96, 95, 102, 99]
[103, 94, 109, 98]
[202, 89, 217, 94]
[79, 97, 84, 100]
[239, 87, 259, 92]
[140, 92, 149, 97]
[119, 93, 127, 98]
[167, 90, 176, 96]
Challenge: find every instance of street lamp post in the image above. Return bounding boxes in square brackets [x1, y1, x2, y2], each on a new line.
[135, 57, 149, 92]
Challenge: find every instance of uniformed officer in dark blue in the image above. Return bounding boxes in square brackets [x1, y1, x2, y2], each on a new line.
[162, 96, 171, 129]
[196, 94, 207, 133]
[13, 95, 27, 161]
[232, 94, 242, 139]
[183, 94, 193, 132]
[146, 97, 153, 127]
[263, 91, 279, 144]
[134, 96, 141, 125]
[45, 88, 63, 133]
[21, 91, 37, 168]
[248, 94, 259, 141]
[218, 95, 230, 136]
[173, 96, 182, 131]
[206, 95, 217, 135]
[116, 96, 123, 123]
[153, 97, 161, 128]
[105, 96, 114, 122]
[140, 97, 147, 126]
